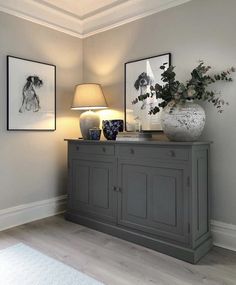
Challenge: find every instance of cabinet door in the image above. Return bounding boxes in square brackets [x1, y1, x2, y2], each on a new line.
[118, 160, 189, 244]
[69, 157, 116, 223]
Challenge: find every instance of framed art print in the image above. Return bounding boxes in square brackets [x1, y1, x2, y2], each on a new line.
[7, 56, 56, 131]
[125, 53, 171, 131]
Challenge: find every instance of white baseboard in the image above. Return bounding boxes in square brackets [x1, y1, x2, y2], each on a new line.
[211, 220, 236, 252]
[1, 199, 235, 253]
[0, 195, 67, 232]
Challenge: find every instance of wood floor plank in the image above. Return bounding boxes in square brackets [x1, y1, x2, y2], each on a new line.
[0, 215, 236, 285]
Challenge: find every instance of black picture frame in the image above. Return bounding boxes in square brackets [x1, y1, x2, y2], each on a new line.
[7, 55, 56, 131]
[124, 53, 171, 132]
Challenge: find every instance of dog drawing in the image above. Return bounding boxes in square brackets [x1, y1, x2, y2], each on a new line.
[134, 72, 153, 110]
[19, 75, 43, 113]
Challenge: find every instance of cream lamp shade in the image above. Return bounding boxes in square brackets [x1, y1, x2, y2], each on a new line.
[71, 83, 108, 140]
[71, 83, 107, 110]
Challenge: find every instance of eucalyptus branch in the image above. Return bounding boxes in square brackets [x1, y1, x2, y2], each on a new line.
[132, 61, 235, 114]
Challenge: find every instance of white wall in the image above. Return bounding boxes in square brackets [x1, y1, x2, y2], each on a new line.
[0, 12, 82, 210]
[1, 0, 236, 232]
[83, 0, 236, 225]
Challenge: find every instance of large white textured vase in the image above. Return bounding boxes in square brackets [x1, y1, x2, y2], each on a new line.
[160, 101, 206, 142]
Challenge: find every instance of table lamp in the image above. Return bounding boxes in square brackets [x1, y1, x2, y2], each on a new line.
[71, 83, 108, 139]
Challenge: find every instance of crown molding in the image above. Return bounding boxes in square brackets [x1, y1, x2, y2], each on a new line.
[0, 0, 84, 38]
[83, 0, 192, 38]
[0, 0, 192, 39]
[35, 0, 128, 21]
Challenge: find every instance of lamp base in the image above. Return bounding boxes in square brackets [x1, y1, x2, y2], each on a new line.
[80, 110, 100, 140]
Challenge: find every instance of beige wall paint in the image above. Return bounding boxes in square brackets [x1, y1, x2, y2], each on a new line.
[1, 0, 236, 225]
[83, 0, 236, 224]
[0, 12, 82, 209]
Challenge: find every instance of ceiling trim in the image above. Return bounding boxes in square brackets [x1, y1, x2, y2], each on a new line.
[34, 0, 83, 21]
[35, 0, 128, 21]
[0, 0, 84, 38]
[0, 0, 192, 39]
[84, 0, 192, 38]
[0, 5, 83, 38]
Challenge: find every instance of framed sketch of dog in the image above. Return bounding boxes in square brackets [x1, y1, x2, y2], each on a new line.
[7, 56, 56, 131]
[124, 53, 171, 132]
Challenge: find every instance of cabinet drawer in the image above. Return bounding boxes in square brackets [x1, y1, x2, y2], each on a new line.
[70, 143, 114, 156]
[117, 145, 189, 161]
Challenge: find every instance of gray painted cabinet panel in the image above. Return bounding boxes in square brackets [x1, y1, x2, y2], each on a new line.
[91, 167, 110, 209]
[66, 140, 212, 263]
[152, 174, 176, 226]
[118, 161, 189, 244]
[68, 155, 116, 223]
[73, 163, 89, 204]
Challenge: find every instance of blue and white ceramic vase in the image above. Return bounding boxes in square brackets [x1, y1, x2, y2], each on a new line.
[102, 120, 123, 140]
[89, 128, 101, 140]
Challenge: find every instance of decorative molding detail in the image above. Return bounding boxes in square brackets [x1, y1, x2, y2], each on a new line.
[0, 195, 67, 232]
[211, 220, 236, 252]
[0, 0, 83, 38]
[35, 0, 128, 21]
[83, 0, 192, 38]
[0, 0, 192, 38]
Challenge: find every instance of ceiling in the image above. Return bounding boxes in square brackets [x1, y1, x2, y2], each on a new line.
[38, 0, 127, 20]
[0, 0, 191, 38]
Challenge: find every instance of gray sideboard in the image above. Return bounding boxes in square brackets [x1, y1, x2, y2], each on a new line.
[65, 139, 212, 263]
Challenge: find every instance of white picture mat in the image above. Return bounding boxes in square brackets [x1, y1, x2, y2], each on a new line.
[125, 54, 170, 131]
[8, 57, 55, 130]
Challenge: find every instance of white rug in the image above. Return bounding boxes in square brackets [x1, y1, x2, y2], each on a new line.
[0, 243, 104, 285]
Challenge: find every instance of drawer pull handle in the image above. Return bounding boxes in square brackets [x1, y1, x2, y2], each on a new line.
[130, 148, 135, 154]
[168, 150, 175, 157]
[76, 146, 80, 151]
[102, 147, 106, 152]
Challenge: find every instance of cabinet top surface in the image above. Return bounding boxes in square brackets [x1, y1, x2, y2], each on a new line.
[65, 138, 211, 146]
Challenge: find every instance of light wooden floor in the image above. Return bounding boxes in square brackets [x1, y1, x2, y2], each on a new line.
[0, 216, 236, 285]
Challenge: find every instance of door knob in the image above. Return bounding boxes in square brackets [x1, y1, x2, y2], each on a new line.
[113, 186, 122, 193]
[168, 150, 175, 157]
